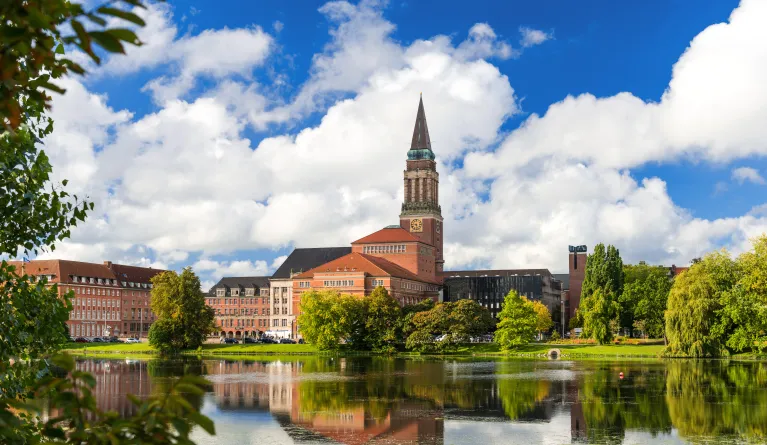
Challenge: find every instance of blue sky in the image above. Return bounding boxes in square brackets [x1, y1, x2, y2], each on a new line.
[42, 0, 767, 284]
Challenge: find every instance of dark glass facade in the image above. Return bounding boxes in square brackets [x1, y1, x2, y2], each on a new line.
[442, 272, 563, 332]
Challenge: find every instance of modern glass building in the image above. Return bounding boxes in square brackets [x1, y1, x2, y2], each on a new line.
[441, 269, 564, 333]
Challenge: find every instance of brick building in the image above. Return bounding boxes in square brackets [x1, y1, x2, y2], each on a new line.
[290, 97, 445, 338]
[10, 259, 164, 338]
[206, 277, 271, 338]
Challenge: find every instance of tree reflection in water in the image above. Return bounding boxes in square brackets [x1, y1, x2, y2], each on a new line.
[71, 356, 767, 444]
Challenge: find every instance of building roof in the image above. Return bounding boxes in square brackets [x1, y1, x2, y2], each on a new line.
[210, 276, 271, 292]
[9, 259, 166, 285]
[441, 269, 553, 278]
[351, 226, 425, 245]
[552, 273, 570, 290]
[294, 252, 440, 285]
[410, 95, 432, 150]
[271, 247, 352, 279]
[108, 262, 165, 283]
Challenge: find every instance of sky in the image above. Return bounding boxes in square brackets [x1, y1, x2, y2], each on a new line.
[40, 0, 767, 289]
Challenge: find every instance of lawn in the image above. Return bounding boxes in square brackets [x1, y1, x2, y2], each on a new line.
[63, 342, 317, 355]
[473, 343, 665, 357]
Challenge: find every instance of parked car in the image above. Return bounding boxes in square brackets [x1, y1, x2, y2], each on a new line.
[243, 337, 258, 344]
[125, 338, 140, 344]
[91, 337, 105, 343]
[298, 338, 305, 344]
[221, 337, 238, 344]
[260, 337, 277, 344]
[108, 336, 123, 343]
[75, 337, 90, 343]
[279, 338, 296, 344]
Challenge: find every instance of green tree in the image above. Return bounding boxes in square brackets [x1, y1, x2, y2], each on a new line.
[364, 287, 400, 353]
[577, 243, 624, 340]
[722, 235, 767, 353]
[148, 268, 215, 354]
[629, 265, 672, 339]
[449, 299, 492, 343]
[1, 0, 146, 131]
[583, 288, 620, 344]
[494, 290, 537, 350]
[664, 250, 737, 357]
[405, 302, 453, 352]
[298, 290, 365, 350]
[532, 300, 553, 338]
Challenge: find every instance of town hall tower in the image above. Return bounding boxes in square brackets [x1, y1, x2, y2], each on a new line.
[399, 96, 444, 274]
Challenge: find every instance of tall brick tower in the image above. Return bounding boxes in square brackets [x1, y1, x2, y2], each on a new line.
[400, 95, 444, 274]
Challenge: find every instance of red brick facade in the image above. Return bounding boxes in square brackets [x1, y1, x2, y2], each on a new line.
[10, 260, 164, 338]
[568, 252, 587, 319]
[205, 277, 271, 338]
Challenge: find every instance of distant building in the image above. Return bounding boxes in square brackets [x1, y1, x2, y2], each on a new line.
[441, 269, 564, 332]
[270, 247, 351, 339]
[206, 276, 271, 339]
[9, 259, 164, 338]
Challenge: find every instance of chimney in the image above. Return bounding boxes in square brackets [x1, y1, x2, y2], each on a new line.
[103, 261, 113, 269]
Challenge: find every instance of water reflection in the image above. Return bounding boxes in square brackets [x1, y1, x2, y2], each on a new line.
[72, 357, 767, 444]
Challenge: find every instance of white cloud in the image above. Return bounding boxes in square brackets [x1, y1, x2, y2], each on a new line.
[272, 20, 284, 33]
[193, 259, 271, 277]
[732, 166, 765, 184]
[39, 0, 767, 283]
[519, 26, 552, 48]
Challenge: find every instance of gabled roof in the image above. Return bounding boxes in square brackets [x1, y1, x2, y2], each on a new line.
[271, 247, 352, 279]
[109, 263, 165, 283]
[351, 227, 425, 245]
[209, 276, 270, 293]
[294, 252, 440, 285]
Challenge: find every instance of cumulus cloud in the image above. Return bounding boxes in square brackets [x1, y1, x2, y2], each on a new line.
[519, 26, 552, 47]
[732, 166, 765, 184]
[39, 0, 767, 282]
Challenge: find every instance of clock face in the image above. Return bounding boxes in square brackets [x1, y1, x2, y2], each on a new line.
[410, 218, 423, 232]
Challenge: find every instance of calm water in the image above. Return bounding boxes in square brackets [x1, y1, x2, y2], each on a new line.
[75, 356, 767, 444]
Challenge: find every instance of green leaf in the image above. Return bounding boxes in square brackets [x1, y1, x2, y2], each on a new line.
[55, 44, 65, 55]
[88, 31, 126, 54]
[51, 353, 75, 372]
[187, 412, 216, 435]
[106, 28, 142, 46]
[97, 7, 147, 26]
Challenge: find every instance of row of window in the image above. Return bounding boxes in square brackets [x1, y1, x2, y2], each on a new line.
[298, 281, 311, 288]
[372, 279, 384, 287]
[218, 318, 290, 327]
[207, 298, 269, 305]
[324, 280, 354, 287]
[216, 308, 288, 315]
[214, 287, 289, 297]
[363, 245, 407, 254]
[71, 310, 118, 320]
[70, 276, 151, 289]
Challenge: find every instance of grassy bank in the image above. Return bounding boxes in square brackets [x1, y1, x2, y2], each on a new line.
[64, 342, 318, 355]
[63, 341, 665, 359]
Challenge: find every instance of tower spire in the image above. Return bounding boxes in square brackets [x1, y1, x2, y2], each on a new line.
[410, 95, 432, 150]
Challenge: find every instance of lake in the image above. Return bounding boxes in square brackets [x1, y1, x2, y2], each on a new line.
[73, 356, 767, 444]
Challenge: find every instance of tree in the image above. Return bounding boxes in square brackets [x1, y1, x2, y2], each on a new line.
[583, 288, 620, 344]
[494, 290, 537, 350]
[621, 263, 672, 338]
[405, 302, 453, 352]
[0, 1, 214, 441]
[298, 290, 365, 350]
[449, 299, 492, 343]
[577, 243, 624, 340]
[664, 251, 737, 357]
[364, 287, 400, 353]
[532, 301, 553, 338]
[148, 268, 215, 354]
[2, 0, 146, 132]
[722, 235, 767, 353]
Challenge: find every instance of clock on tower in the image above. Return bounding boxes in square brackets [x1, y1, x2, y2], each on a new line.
[410, 218, 423, 232]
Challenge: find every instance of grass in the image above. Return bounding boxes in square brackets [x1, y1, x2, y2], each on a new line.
[63, 341, 665, 359]
[63, 342, 317, 356]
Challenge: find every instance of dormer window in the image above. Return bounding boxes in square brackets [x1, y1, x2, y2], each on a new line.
[98, 278, 103, 285]
[121, 281, 127, 286]
[246, 288, 254, 296]
[232, 288, 240, 297]
[216, 289, 225, 297]
[89, 277, 95, 284]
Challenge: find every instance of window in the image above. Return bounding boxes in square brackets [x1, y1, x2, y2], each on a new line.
[232, 288, 240, 297]
[298, 281, 310, 288]
[282, 307, 287, 314]
[216, 289, 225, 297]
[282, 319, 287, 327]
[372, 279, 384, 287]
[273, 319, 278, 327]
[246, 288, 254, 296]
